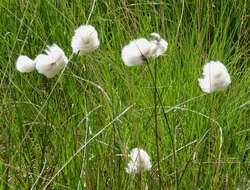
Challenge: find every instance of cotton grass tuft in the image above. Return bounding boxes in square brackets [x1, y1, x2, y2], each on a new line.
[149, 32, 168, 57]
[198, 61, 231, 93]
[16, 55, 36, 73]
[71, 25, 100, 55]
[121, 38, 154, 66]
[126, 148, 152, 174]
[121, 33, 168, 66]
[35, 44, 68, 78]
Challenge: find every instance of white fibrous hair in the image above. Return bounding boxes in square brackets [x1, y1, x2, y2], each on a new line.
[121, 38, 154, 66]
[16, 55, 36, 73]
[121, 33, 168, 66]
[149, 32, 168, 57]
[126, 148, 152, 174]
[71, 25, 100, 55]
[35, 44, 68, 78]
[198, 61, 231, 93]
[150, 33, 161, 41]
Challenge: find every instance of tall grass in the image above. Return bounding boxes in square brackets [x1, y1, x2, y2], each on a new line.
[0, 0, 249, 189]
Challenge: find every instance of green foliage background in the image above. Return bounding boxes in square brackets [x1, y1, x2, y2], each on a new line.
[0, 0, 249, 189]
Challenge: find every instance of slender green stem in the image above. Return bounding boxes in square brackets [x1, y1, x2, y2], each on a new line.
[145, 59, 177, 189]
[153, 59, 162, 188]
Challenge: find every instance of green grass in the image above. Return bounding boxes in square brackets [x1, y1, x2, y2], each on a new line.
[0, 0, 249, 189]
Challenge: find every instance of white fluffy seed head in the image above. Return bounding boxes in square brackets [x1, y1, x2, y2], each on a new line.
[35, 44, 68, 78]
[149, 38, 168, 57]
[122, 34, 168, 66]
[16, 55, 35, 73]
[121, 38, 155, 66]
[149, 32, 168, 57]
[126, 148, 152, 174]
[198, 61, 231, 93]
[45, 44, 68, 68]
[71, 25, 100, 55]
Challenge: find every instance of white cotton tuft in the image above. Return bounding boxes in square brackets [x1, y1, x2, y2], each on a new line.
[121, 34, 168, 66]
[149, 39, 168, 57]
[150, 32, 161, 41]
[126, 148, 152, 174]
[71, 25, 100, 55]
[16, 55, 35, 73]
[121, 38, 154, 66]
[198, 61, 231, 93]
[35, 44, 68, 78]
[149, 32, 168, 57]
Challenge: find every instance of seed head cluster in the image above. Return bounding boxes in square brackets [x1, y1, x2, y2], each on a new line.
[15, 25, 99, 78]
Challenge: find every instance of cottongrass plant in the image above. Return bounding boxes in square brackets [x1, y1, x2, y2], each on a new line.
[16, 55, 36, 73]
[71, 25, 100, 55]
[121, 33, 168, 66]
[198, 61, 231, 93]
[35, 44, 68, 78]
[197, 60, 231, 186]
[16, 26, 100, 78]
[126, 148, 152, 174]
[16, 44, 68, 78]
[122, 33, 169, 188]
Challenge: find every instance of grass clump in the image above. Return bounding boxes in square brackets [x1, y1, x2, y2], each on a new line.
[0, 0, 249, 189]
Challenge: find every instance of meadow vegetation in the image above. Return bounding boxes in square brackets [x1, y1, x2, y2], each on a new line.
[0, 0, 249, 189]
